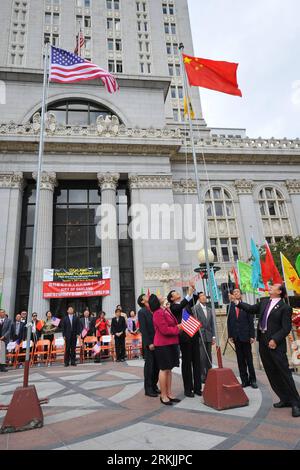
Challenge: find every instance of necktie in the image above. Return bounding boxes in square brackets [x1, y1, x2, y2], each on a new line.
[235, 307, 239, 319]
[260, 300, 272, 331]
[85, 318, 88, 329]
[16, 322, 20, 335]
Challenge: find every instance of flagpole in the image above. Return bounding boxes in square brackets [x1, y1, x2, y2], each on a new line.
[179, 43, 223, 368]
[23, 43, 50, 388]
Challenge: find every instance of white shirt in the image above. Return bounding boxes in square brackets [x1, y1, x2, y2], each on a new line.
[263, 298, 281, 330]
[199, 303, 207, 318]
[69, 314, 73, 326]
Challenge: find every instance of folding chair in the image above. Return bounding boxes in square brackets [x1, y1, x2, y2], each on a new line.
[126, 333, 142, 360]
[15, 340, 34, 368]
[50, 337, 65, 365]
[6, 341, 19, 369]
[31, 339, 51, 367]
[100, 335, 115, 361]
[83, 336, 98, 362]
[76, 336, 83, 364]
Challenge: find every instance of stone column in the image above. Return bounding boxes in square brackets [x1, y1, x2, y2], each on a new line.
[234, 179, 263, 256]
[97, 172, 120, 317]
[32, 172, 57, 318]
[285, 180, 300, 234]
[0, 173, 24, 317]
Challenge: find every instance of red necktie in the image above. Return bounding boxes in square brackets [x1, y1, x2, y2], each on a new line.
[235, 307, 239, 319]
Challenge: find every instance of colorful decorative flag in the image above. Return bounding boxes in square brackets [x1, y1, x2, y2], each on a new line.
[250, 239, 265, 290]
[183, 54, 242, 97]
[181, 309, 202, 338]
[81, 327, 88, 338]
[209, 268, 219, 303]
[74, 30, 84, 55]
[237, 260, 257, 294]
[183, 95, 195, 119]
[49, 46, 119, 94]
[280, 253, 300, 294]
[147, 288, 151, 297]
[296, 253, 300, 277]
[51, 317, 61, 327]
[92, 343, 101, 355]
[140, 287, 145, 295]
[36, 320, 44, 331]
[261, 241, 283, 288]
[231, 266, 240, 289]
[156, 288, 161, 296]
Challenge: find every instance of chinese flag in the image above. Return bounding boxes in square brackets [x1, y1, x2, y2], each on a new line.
[261, 242, 283, 288]
[183, 54, 242, 97]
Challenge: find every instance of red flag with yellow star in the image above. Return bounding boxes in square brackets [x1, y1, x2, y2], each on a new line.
[183, 54, 242, 97]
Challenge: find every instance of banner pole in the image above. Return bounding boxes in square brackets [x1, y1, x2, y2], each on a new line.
[23, 43, 50, 388]
[179, 43, 222, 368]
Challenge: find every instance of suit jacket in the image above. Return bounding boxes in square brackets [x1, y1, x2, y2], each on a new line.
[153, 308, 180, 347]
[80, 317, 95, 336]
[238, 298, 292, 351]
[227, 301, 255, 342]
[192, 303, 215, 342]
[170, 293, 199, 344]
[0, 317, 12, 344]
[110, 316, 126, 337]
[62, 315, 81, 341]
[138, 307, 155, 347]
[10, 321, 26, 342]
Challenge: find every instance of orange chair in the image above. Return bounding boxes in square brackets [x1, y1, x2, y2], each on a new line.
[50, 337, 65, 364]
[30, 339, 51, 366]
[100, 335, 115, 361]
[6, 342, 19, 369]
[15, 340, 34, 368]
[76, 336, 83, 364]
[126, 333, 142, 360]
[83, 336, 98, 362]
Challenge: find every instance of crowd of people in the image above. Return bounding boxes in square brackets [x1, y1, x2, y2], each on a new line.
[1, 281, 299, 417]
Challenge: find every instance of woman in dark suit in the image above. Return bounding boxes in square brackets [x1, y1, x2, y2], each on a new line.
[111, 308, 127, 362]
[149, 294, 182, 406]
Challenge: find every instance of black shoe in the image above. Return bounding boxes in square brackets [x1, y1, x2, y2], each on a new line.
[71, 362, 77, 366]
[121, 358, 126, 362]
[0, 367, 8, 372]
[184, 392, 194, 398]
[242, 381, 250, 388]
[145, 392, 158, 397]
[64, 363, 69, 367]
[160, 397, 173, 406]
[250, 381, 258, 389]
[292, 405, 300, 417]
[273, 401, 292, 408]
[94, 359, 101, 363]
[194, 390, 202, 396]
[154, 387, 161, 394]
[116, 359, 121, 362]
[168, 397, 181, 403]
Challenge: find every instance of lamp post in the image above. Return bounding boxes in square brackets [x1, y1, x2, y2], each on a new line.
[160, 263, 172, 298]
[194, 249, 221, 302]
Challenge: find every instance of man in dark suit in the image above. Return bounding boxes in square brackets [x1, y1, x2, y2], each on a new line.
[138, 294, 160, 397]
[0, 309, 12, 372]
[192, 292, 216, 383]
[228, 288, 257, 388]
[235, 284, 300, 417]
[10, 313, 26, 343]
[168, 285, 202, 397]
[80, 309, 95, 337]
[111, 308, 127, 362]
[62, 306, 81, 367]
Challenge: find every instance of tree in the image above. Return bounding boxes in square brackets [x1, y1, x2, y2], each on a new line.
[259, 236, 300, 276]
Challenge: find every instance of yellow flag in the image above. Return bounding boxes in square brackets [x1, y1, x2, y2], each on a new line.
[156, 288, 161, 296]
[280, 253, 300, 294]
[183, 96, 195, 120]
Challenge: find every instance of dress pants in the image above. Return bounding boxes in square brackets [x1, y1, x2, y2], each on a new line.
[199, 339, 212, 381]
[0, 340, 6, 365]
[234, 339, 256, 384]
[259, 338, 300, 406]
[115, 335, 126, 360]
[180, 337, 202, 394]
[65, 336, 77, 365]
[144, 346, 159, 393]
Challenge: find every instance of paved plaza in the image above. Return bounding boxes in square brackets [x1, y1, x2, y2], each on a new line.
[1, 356, 300, 451]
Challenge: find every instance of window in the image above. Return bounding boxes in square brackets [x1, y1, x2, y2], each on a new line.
[164, 23, 169, 34]
[45, 12, 51, 24]
[84, 16, 91, 27]
[85, 37, 91, 51]
[147, 63, 151, 73]
[108, 60, 115, 72]
[162, 4, 167, 14]
[179, 109, 184, 121]
[115, 39, 122, 51]
[140, 62, 144, 73]
[145, 42, 149, 52]
[175, 64, 181, 76]
[115, 18, 121, 30]
[107, 38, 114, 50]
[142, 2, 146, 12]
[178, 86, 183, 99]
[173, 109, 178, 121]
[136, 2, 140, 11]
[173, 43, 178, 55]
[139, 41, 142, 51]
[114, 0, 120, 10]
[84, 0, 90, 6]
[166, 43, 171, 54]
[53, 13, 59, 25]
[171, 23, 176, 34]
[168, 64, 174, 76]
[144, 22, 148, 32]
[12, 31, 17, 42]
[171, 86, 176, 98]
[52, 34, 59, 46]
[169, 4, 174, 15]
[137, 21, 141, 31]
[258, 187, 291, 243]
[106, 0, 112, 8]
[206, 187, 239, 263]
[107, 18, 113, 29]
[44, 33, 51, 44]
[116, 60, 123, 73]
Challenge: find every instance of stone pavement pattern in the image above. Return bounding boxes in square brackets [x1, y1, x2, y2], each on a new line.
[0, 357, 300, 450]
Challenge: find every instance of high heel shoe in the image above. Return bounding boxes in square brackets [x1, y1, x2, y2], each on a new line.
[167, 397, 181, 403]
[160, 397, 173, 406]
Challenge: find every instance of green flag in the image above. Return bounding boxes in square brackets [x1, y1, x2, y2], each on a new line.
[296, 254, 300, 277]
[237, 261, 257, 294]
[140, 287, 144, 295]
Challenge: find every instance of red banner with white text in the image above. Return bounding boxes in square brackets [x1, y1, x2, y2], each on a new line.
[43, 279, 110, 299]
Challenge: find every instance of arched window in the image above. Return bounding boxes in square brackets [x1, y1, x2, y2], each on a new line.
[32, 99, 120, 126]
[205, 187, 239, 263]
[258, 187, 292, 243]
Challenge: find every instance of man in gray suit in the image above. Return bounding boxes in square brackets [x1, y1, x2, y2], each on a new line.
[0, 309, 12, 372]
[192, 292, 216, 383]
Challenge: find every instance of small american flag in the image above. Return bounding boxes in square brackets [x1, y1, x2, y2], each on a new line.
[181, 309, 201, 338]
[92, 343, 101, 355]
[51, 317, 61, 327]
[74, 30, 85, 55]
[50, 46, 119, 94]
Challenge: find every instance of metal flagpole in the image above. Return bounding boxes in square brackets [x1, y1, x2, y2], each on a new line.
[179, 43, 223, 368]
[23, 43, 50, 388]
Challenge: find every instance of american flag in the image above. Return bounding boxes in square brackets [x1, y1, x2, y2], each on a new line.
[74, 30, 85, 55]
[49, 46, 119, 94]
[181, 309, 202, 338]
[51, 317, 61, 327]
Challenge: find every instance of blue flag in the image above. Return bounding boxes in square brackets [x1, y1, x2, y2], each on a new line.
[250, 238, 264, 290]
[209, 268, 219, 303]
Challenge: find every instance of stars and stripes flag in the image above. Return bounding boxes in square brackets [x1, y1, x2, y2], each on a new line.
[181, 309, 202, 338]
[74, 30, 85, 55]
[49, 46, 119, 94]
[51, 317, 61, 327]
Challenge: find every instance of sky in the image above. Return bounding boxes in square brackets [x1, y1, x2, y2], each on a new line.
[187, 0, 300, 138]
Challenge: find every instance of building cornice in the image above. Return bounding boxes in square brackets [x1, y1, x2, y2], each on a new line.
[97, 172, 120, 190]
[129, 174, 173, 190]
[32, 171, 57, 191]
[234, 179, 255, 195]
[285, 179, 300, 195]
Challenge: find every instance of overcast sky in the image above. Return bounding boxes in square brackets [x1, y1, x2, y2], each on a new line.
[187, 0, 300, 138]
